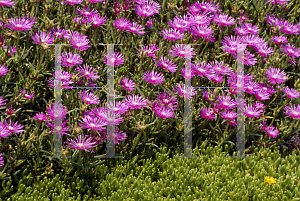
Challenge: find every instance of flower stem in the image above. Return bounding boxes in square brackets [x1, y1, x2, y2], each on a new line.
[131, 129, 143, 152]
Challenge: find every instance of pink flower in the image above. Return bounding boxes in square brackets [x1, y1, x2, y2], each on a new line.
[73, 17, 88, 25]
[282, 86, 300, 99]
[77, 7, 99, 18]
[209, 61, 232, 76]
[3, 46, 17, 56]
[153, 103, 175, 119]
[123, 94, 149, 110]
[238, 10, 250, 24]
[46, 102, 67, 121]
[6, 15, 36, 31]
[233, 50, 257, 66]
[0, 0, 15, 6]
[242, 23, 260, 34]
[0, 96, 8, 107]
[200, 107, 215, 119]
[255, 89, 271, 100]
[0, 65, 8, 76]
[65, 135, 97, 153]
[50, 26, 71, 39]
[280, 44, 300, 57]
[244, 104, 263, 118]
[119, 77, 136, 92]
[280, 21, 300, 35]
[191, 25, 214, 38]
[254, 42, 274, 57]
[142, 71, 164, 85]
[87, 14, 107, 28]
[169, 44, 195, 59]
[253, 102, 265, 110]
[198, 1, 221, 13]
[127, 22, 145, 35]
[173, 83, 197, 100]
[64, 0, 83, 5]
[136, 44, 159, 58]
[107, 128, 128, 144]
[192, 61, 213, 78]
[160, 28, 185, 41]
[61, 51, 83, 67]
[266, 0, 291, 6]
[169, 16, 190, 32]
[0, 125, 11, 138]
[70, 32, 90, 51]
[234, 26, 249, 36]
[188, 12, 212, 27]
[78, 116, 107, 131]
[113, 18, 131, 30]
[79, 90, 100, 105]
[107, 101, 129, 115]
[102, 51, 125, 66]
[76, 64, 100, 80]
[221, 110, 237, 121]
[20, 89, 34, 99]
[242, 35, 264, 48]
[271, 36, 288, 45]
[264, 125, 279, 138]
[33, 113, 48, 123]
[202, 90, 213, 101]
[213, 14, 235, 26]
[30, 31, 54, 44]
[283, 104, 300, 119]
[265, 67, 288, 84]
[0, 119, 24, 134]
[135, 0, 161, 18]
[0, 153, 4, 167]
[156, 91, 178, 110]
[181, 68, 196, 79]
[47, 119, 71, 136]
[156, 56, 178, 73]
[217, 93, 237, 110]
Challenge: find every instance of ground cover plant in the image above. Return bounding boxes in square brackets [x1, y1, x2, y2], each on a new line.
[0, 0, 300, 199]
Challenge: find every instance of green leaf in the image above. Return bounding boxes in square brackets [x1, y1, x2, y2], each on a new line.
[145, 143, 160, 150]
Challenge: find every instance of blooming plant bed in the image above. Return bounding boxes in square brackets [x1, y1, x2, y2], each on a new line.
[0, 0, 300, 199]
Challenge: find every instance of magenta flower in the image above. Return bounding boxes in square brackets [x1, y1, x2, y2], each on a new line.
[61, 51, 83, 67]
[70, 32, 90, 51]
[191, 25, 214, 38]
[47, 119, 71, 136]
[127, 22, 145, 35]
[136, 44, 159, 58]
[0, 65, 9, 76]
[20, 89, 34, 99]
[156, 56, 178, 73]
[253, 102, 265, 110]
[242, 35, 264, 48]
[234, 26, 249, 36]
[76, 64, 100, 80]
[283, 104, 300, 119]
[280, 22, 300, 35]
[123, 0, 132, 11]
[142, 71, 164, 85]
[238, 10, 250, 24]
[181, 68, 196, 79]
[46, 102, 67, 121]
[245, 81, 259, 94]
[242, 23, 260, 34]
[161, 28, 185, 41]
[90, 107, 107, 121]
[254, 42, 274, 57]
[265, 14, 286, 28]
[200, 107, 215, 119]
[64, 0, 82, 5]
[217, 93, 237, 110]
[156, 91, 178, 110]
[198, 1, 220, 13]
[188, 13, 212, 27]
[0, 96, 8, 107]
[233, 50, 257, 66]
[135, 0, 161, 18]
[0, 119, 24, 134]
[113, 18, 131, 30]
[102, 51, 125, 66]
[221, 110, 237, 121]
[76, 7, 98, 18]
[0, 125, 10, 138]
[78, 116, 107, 131]
[86, 130, 106, 144]
[280, 44, 300, 58]
[244, 104, 263, 118]
[189, 2, 201, 15]
[264, 125, 280, 138]
[89, 0, 104, 2]
[73, 17, 88, 25]
[3, 46, 17, 56]
[107, 101, 129, 115]
[192, 61, 213, 78]
[266, 67, 288, 84]
[6, 15, 36, 31]
[87, 14, 107, 28]
[32, 113, 48, 123]
[119, 77, 135, 92]
[107, 128, 128, 144]
[0, 0, 14, 6]
[266, 0, 290, 5]
[213, 14, 235, 26]
[153, 103, 175, 119]
[65, 135, 97, 153]
[255, 89, 271, 100]
[47, 78, 74, 89]
[209, 61, 232, 76]
[123, 94, 149, 110]
[202, 90, 213, 101]
[50, 26, 71, 39]
[283, 86, 300, 99]
[271, 36, 288, 45]
[173, 83, 197, 100]
[79, 90, 100, 105]
[169, 44, 195, 59]
[168, 16, 190, 32]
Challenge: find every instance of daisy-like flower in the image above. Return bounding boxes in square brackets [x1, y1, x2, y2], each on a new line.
[107, 128, 128, 144]
[79, 90, 100, 105]
[209, 61, 232, 76]
[0, 96, 8, 107]
[161, 28, 185, 41]
[253, 102, 265, 110]
[64, 0, 82, 5]
[283, 104, 300, 119]
[212, 102, 222, 114]
[271, 36, 288, 45]
[87, 14, 107, 28]
[213, 14, 235, 26]
[266, 0, 290, 5]
[30, 31, 54, 45]
[123, 94, 149, 110]
[0, 119, 24, 134]
[283, 86, 300, 99]
[266, 67, 288, 84]
[47, 119, 71, 136]
[254, 42, 274, 57]
[255, 89, 271, 100]
[156, 56, 178, 73]
[32, 113, 48, 123]
[169, 44, 195, 59]
[233, 50, 257, 66]
[280, 22, 300, 35]
[89, 0, 104, 2]
[20, 89, 34, 99]
[153, 103, 175, 119]
[46, 102, 67, 121]
[202, 90, 213, 101]
[234, 26, 250, 36]
[0, 65, 9, 76]
[135, 0, 161, 18]
[50, 26, 71, 39]
[198, 1, 220, 13]
[255, 83, 277, 94]
[209, 74, 224, 83]
[242, 23, 260, 35]
[156, 90, 178, 110]
[61, 51, 83, 67]
[78, 116, 107, 131]
[244, 81, 259, 94]
[244, 104, 263, 118]
[107, 101, 129, 114]
[264, 176, 277, 184]
[119, 77, 135, 92]
[189, 2, 201, 15]
[200, 107, 215, 119]
[47, 78, 74, 89]
[5, 106, 16, 117]
[191, 25, 214, 38]
[242, 35, 264, 48]
[127, 22, 145, 35]
[86, 130, 106, 144]
[188, 12, 212, 27]
[217, 93, 237, 110]
[76, 64, 100, 80]
[113, 18, 131, 30]
[90, 107, 106, 121]
[280, 44, 300, 58]
[73, 17, 88, 25]
[0, 125, 10, 138]
[136, 44, 159, 58]
[3, 46, 17, 56]
[6, 15, 36, 31]
[173, 83, 197, 99]
[70, 32, 90, 51]
[0, 0, 14, 6]
[221, 35, 243, 48]
[238, 10, 250, 24]
[76, 7, 99, 18]
[264, 125, 280, 138]
[168, 16, 190, 32]
[221, 110, 237, 121]
[181, 68, 196, 79]
[192, 61, 213, 78]
[142, 71, 164, 85]
[102, 51, 125, 66]
[65, 135, 97, 153]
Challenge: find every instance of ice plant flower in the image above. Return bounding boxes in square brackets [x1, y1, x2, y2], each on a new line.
[161, 28, 185, 41]
[86, 130, 106, 144]
[169, 44, 195, 59]
[266, 67, 288, 84]
[6, 15, 36, 31]
[142, 71, 164, 85]
[113, 18, 131, 30]
[244, 104, 263, 118]
[50, 26, 71, 39]
[242, 23, 260, 35]
[192, 61, 213, 78]
[61, 51, 83, 67]
[0, 119, 24, 134]
[107, 101, 129, 115]
[65, 135, 97, 153]
[102, 51, 125, 66]
[217, 93, 237, 110]
[255, 83, 277, 94]
[76, 7, 99, 18]
[0, 96, 8, 107]
[64, 0, 82, 5]
[0, 0, 15, 6]
[200, 107, 215, 119]
[20, 89, 34, 99]
[242, 35, 264, 47]
[191, 25, 214, 38]
[282, 86, 300, 99]
[3, 46, 17, 56]
[135, 0, 161, 18]
[255, 89, 271, 100]
[127, 22, 145, 35]
[221, 110, 237, 121]
[87, 14, 107, 28]
[76, 64, 100, 80]
[136, 44, 159, 58]
[73, 17, 88, 25]
[47, 78, 74, 89]
[280, 44, 300, 58]
[153, 103, 175, 119]
[181, 68, 196, 79]
[119, 77, 136, 92]
[78, 116, 107, 131]
[47, 119, 71, 136]
[264, 125, 280, 138]
[209, 61, 232, 76]
[238, 10, 250, 24]
[79, 90, 100, 105]
[173, 83, 197, 100]
[46, 102, 67, 121]
[0, 126, 10, 138]
[213, 14, 235, 26]
[271, 36, 288, 45]
[0, 65, 9, 76]
[233, 50, 257, 66]
[168, 16, 190, 32]
[156, 90, 178, 110]
[283, 104, 300, 119]
[198, 1, 220, 13]
[70, 32, 90, 51]
[266, 0, 290, 5]
[234, 26, 249, 36]
[188, 12, 212, 27]
[107, 128, 128, 144]
[264, 176, 277, 184]
[156, 56, 178, 73]
[33, 113, 48, 123]
[280, 21, 300, 35]
[253, 102, 265, 110]
[254, 42, 274, 57]
[123, 94, 149, 110]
